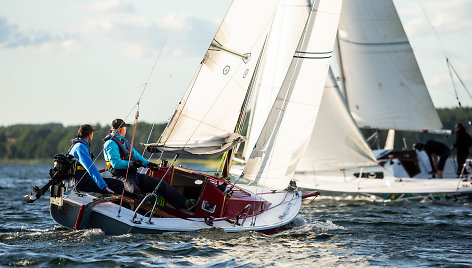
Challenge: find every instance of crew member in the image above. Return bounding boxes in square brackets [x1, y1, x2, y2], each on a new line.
[103, 119, 195, 209]
[69, 124, 123, 193]
[452, 123, 472, 176]
[417, 140, 450, 178]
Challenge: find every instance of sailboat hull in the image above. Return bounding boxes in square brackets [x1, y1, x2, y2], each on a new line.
[296, 169, 472, 202]
[50, 186, 302, 235]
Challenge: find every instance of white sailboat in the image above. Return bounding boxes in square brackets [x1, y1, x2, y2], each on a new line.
[294, 0, 472, 201]
[30, 0, 343, 234]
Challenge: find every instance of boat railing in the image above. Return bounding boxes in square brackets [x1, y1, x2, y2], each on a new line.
[131, 193, 159, 224]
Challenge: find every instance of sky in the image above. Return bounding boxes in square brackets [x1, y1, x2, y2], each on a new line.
[0, 0, 471, 127]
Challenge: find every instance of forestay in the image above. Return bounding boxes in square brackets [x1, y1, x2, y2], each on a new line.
[296, 68, 377, 172]
[243, 0, 311, 162]
[337, 0, 442, 132]
[243, 0, 342, 189]
[146, 0, 280, 155]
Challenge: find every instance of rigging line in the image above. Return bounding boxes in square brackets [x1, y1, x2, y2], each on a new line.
[418, 1, 447, 59]
[448, 58, 472, 101]
[118, 110, 140, 216]
[447, 58, 462, 108]
[136, 0, 186, 107]
[174, 7, 278, 151]
[418, 0, 471, 106]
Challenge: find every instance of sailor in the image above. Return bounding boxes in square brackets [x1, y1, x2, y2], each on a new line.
[452, 123, 472, 176]
[103, 119, 195, 209]
[417, 140, 450, 178]
[69, 124, 123, 194]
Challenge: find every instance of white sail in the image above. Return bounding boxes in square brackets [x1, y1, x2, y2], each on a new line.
[243, 0, 342, 189]
[337, 0, 442, 132]
[148, 0, 280, 155]
[296, 68, 377, 172]
[242, 0, 311, 162]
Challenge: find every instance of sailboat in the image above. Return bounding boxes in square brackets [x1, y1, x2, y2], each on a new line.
[28, 0, 342, 234]
[294, 0, 472, 201]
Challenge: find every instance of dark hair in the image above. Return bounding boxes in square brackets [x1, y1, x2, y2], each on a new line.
[413, 143, 425, 151]
[77, 124, 95, 138]
[455, 123, 465, 132]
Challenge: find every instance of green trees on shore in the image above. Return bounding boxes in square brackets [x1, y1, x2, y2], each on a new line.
[1, 107, 472, 161]
[0, 122, 165, 161]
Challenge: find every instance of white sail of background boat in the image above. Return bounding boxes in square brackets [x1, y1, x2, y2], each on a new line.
[336, 0, 442, 132]
[294, 0, 472, 201]
[296, 67, 377, 173]
[31, 0, 344, 234]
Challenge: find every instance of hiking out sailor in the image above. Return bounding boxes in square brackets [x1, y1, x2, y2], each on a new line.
[416, 140, 450, 178]
[69, 124, 123, 194]
[103, 119, 195, 209]
[452, 123, 472, 176]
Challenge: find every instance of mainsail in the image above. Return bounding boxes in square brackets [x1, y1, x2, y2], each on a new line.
[243, 0, 342, 189]
[296, 67, 377, 172]
[146, 0, 280, 155]
[337, 0, 443, 132]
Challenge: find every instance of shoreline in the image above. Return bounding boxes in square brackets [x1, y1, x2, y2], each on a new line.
[0, 158, 222, 169]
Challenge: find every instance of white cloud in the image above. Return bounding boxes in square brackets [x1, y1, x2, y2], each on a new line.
[77, 13, 218, 59]
[82, 0, 135, 13]
[400, 0, 472, 36]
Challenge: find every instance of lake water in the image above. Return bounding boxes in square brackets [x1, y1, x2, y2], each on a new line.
[1, 163, 471, 267]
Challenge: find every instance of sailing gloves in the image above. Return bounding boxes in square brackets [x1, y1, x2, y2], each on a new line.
[147, 162, 159, 170]
[132, 160, 143, 168]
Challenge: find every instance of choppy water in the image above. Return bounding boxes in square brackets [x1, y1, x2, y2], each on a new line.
[1, 163, 471, 267]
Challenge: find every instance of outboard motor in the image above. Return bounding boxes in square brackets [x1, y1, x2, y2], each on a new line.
[27, 154, 77, 203]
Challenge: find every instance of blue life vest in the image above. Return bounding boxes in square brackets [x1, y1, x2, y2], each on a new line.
[103, 134, 133, 161]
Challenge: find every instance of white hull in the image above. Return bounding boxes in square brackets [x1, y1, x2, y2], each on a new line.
[295, 166, 472, 201]
[51, 186, 302, 235]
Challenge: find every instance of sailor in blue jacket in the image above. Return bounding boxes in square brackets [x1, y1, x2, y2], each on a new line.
[69, 124, 123, 194]
[103, 119, 194, 209]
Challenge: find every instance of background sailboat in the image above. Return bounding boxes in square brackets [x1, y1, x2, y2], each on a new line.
[294, 0, 472, 201]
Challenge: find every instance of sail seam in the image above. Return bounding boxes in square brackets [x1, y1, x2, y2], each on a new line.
[293, 55, 332, 59]
[339, 38, 409, 46]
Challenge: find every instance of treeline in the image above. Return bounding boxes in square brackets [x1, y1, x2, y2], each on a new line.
[0, 122, 166, 161]
[1, 107, 472, 161]
[363, 107, 472, 150]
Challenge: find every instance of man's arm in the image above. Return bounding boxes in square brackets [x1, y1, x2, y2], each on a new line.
[131, 148, 150, 166]
[74, 144, 108, 190]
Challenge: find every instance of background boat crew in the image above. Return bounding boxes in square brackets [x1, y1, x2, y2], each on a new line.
[103, 119, 195, 209]
[452, 123, 472, 176]
[416, 140, 450, 178]
[69, 124, 122, 194]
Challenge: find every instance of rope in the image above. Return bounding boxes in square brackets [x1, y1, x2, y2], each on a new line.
[418, 1, 471, 108]
[118, 110, 140, 216]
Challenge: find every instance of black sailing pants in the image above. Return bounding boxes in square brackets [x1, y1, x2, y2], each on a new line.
[110, 169, 186, 209]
